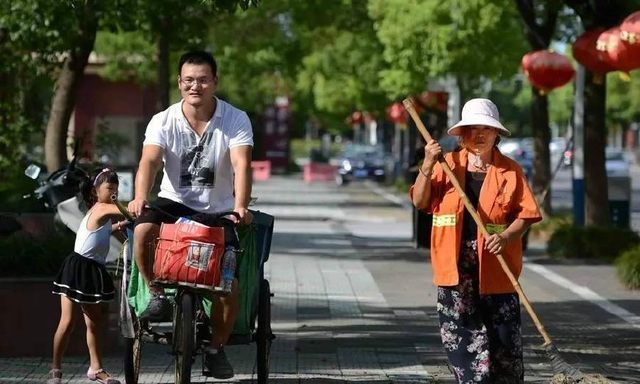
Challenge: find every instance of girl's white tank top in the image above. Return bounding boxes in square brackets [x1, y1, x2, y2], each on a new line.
[74, 209, 112, 264]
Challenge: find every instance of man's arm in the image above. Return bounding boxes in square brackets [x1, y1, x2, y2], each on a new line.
[128, 145, 164, 217]
[230, 145, 253, 224]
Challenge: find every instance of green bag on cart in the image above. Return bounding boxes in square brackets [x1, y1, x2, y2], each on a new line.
[232, 224, 258, 334]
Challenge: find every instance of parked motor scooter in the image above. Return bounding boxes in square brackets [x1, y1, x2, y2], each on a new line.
[24, 151, 125, 263]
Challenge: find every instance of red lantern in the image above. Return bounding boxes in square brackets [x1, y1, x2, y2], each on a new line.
[596, 26, 640, 73]
[417, 91, 448, 113]
[573, 28, 616, 74]
[620, 11, 640, 45]
[349, 111, 363, 125]
[387, 102, 407, 124]
[521, 50, 575, 93]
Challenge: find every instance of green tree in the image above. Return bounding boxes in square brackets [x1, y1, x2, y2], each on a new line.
[607, 71, 640, 129]
[3, 0, 259, 175]
[514, 0, 562, 216]
[294, 1, 387, 121]
[0, 1, 67, 175]
[94, 30, 156, 85]
[206, 0, 293, 113]
[43, 1, 100, 172]
[207, 0, 390, 137]
[132, 0, 259, 111]
[369, 0, 528, 100]
[563, 0, 638, 226]
[2, 0, 138, 172]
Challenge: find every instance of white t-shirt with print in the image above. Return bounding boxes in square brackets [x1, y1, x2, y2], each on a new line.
[143, 98, 253, 213]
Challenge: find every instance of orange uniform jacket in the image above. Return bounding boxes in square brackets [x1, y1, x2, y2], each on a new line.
[410, 148, 542, 294]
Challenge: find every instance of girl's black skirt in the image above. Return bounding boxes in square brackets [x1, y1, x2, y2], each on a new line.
[52, 252, 115, 304]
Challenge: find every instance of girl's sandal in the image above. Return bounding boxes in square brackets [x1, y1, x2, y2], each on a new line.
[47, 369, 62, 384]
[86, 368, 121, 384]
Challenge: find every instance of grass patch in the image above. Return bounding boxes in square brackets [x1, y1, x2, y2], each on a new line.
[547, 224, 640, 261]
[616, 245, 640, 289]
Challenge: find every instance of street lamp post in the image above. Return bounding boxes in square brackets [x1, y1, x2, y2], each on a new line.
[572, 65, 585, 227]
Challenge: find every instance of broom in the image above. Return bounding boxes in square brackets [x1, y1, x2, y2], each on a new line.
[402, 97, 589, 382]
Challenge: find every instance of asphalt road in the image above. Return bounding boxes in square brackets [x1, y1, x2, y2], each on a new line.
[549, 165, 640, 230]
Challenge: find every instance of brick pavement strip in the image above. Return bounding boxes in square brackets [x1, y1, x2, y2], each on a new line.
[4, 252, 637, 383]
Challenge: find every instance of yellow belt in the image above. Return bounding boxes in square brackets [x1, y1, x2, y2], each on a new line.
[486, 223, 507, 234]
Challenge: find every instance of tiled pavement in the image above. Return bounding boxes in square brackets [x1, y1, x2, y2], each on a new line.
[2, 254, 454, 383]
[0, 251, 572, 384]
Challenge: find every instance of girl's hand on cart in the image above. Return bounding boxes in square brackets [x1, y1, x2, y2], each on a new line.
[115, 220, 132, 231]
[110, 194, 136, 222]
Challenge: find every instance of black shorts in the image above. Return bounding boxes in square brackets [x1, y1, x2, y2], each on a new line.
[135, 197, 199, 226]
[136, 198, 241, 277]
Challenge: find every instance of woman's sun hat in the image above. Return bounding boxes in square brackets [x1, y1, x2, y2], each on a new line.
[447, 98, 510, 136]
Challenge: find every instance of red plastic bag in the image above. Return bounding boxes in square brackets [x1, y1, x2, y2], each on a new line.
[154, 221, 225, 289]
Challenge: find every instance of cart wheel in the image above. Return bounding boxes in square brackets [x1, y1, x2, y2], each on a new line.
[174, 292, 195, 384]
[123, 313, 143, 384]
[257, 279, 272, 384]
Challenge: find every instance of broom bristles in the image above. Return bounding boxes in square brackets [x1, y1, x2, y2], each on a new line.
[545, 343, 584, 379]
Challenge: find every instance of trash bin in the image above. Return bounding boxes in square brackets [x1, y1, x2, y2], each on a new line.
[608, 176, 631, 229]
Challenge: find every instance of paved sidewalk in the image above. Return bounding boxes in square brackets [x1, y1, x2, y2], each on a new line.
[1, 254, 451, 383]
[0, 252, 561, 383]
[2, 176, 639, 383]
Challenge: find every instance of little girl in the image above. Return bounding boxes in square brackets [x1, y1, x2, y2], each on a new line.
[48, 168, 129, 384]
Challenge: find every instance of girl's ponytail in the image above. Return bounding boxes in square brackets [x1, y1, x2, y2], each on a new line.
[80, 176, 95, 209]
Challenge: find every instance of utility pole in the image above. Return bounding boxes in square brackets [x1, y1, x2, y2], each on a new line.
[572, 65, 585, 227]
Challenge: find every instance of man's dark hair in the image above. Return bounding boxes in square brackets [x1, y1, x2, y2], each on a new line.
[178, 50, 217, 76]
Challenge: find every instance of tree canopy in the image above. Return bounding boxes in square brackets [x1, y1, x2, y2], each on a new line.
[3, 0, 640, 198]
[369, 0, 528, 99]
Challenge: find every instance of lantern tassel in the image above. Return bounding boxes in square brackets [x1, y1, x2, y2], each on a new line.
[618, 71, 631, 82]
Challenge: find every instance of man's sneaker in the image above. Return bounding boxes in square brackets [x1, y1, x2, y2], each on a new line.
[204, 348, 234, 379]
[140, 293, 172, 322]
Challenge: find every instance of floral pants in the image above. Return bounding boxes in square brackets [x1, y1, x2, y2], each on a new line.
[437, 240, 524, 384]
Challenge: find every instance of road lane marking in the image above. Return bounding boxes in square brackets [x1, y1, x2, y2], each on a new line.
[368, 183, 412, 208]
[526, 263, 640, 329]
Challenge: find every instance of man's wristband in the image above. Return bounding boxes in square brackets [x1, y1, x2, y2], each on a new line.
[419, 167, 432, 178]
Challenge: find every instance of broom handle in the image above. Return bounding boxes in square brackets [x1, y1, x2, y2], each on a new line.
[403, 98, 552, 346]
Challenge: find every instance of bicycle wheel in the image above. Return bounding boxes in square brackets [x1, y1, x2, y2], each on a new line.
[256, 279, 272, 384]
[123, 314, 143, 384]
[174, 292, 195, 384]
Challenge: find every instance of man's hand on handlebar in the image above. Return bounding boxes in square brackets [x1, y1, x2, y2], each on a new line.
[233, 207, 253, 225]
[127, 198, 148, 218]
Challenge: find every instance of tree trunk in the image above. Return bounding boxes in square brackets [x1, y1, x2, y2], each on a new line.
[45, 61, 80, 171]
[156, 23, 171, 111]
[530, 88, 552, 216]
[583, 72, 609, 226]
[44, 1, 98, 172]
[514, 0, 559, 217]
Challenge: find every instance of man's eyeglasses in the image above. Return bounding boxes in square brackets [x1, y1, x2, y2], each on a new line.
[180, 77, 212, 88]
